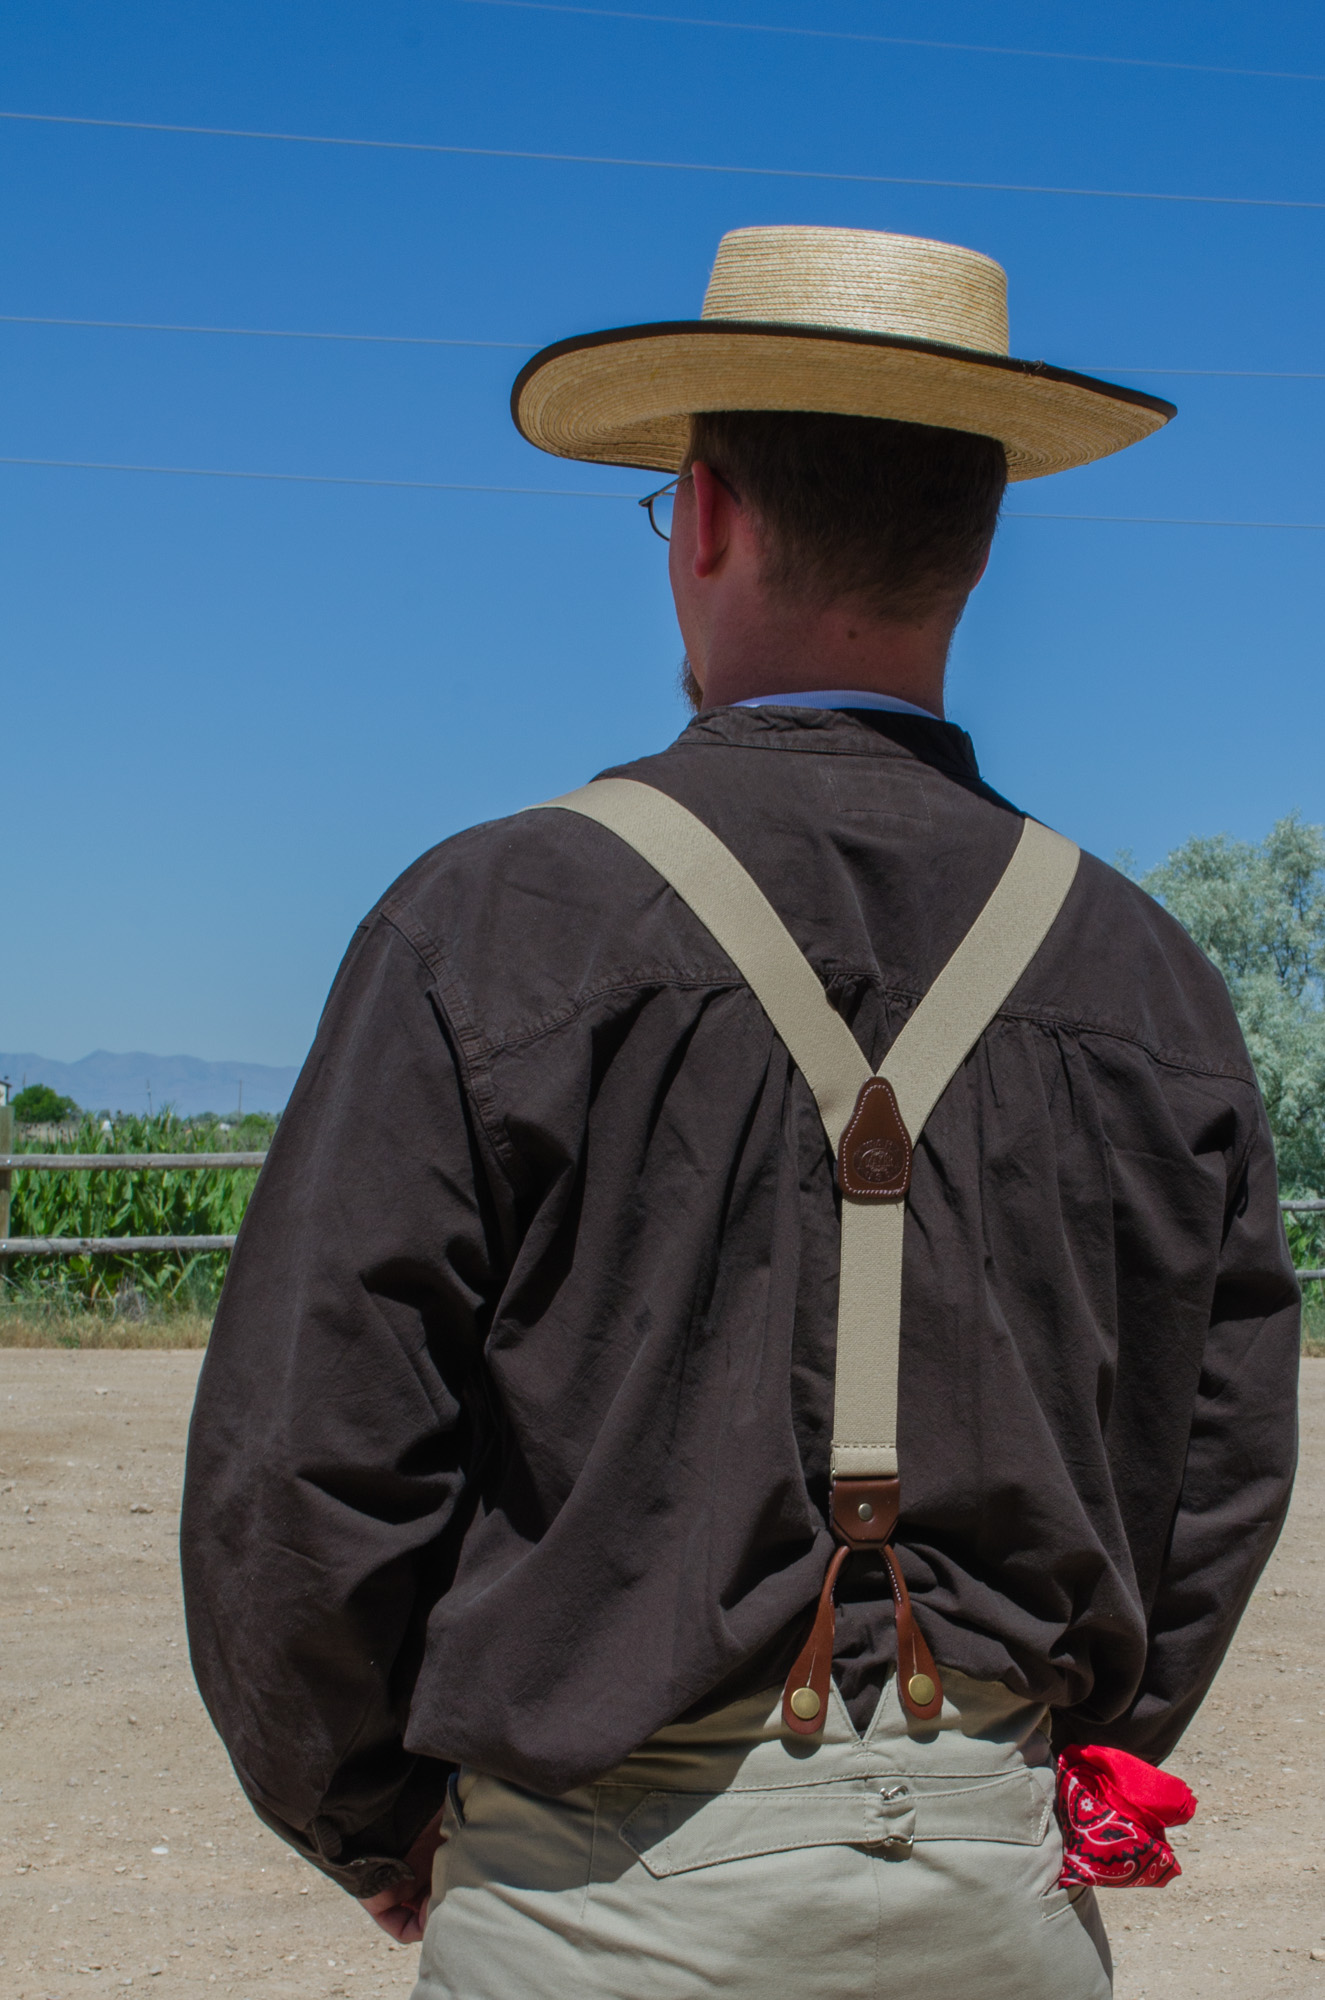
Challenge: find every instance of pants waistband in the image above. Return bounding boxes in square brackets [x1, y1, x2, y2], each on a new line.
[596, 1669, 1051, 1798]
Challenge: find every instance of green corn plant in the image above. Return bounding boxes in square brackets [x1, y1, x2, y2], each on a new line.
[5, 1110, 268, 1309]
[1282, 1201, 1325, 1340]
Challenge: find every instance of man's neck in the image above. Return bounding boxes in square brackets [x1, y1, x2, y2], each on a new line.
[689, 597, 954, 718]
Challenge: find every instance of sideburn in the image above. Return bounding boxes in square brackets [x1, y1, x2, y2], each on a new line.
[679, 657, 705, 713]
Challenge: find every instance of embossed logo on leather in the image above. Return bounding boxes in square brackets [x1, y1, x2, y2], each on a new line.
[851, 1136, 907, 1184]
[837, 1076, 911, 1199]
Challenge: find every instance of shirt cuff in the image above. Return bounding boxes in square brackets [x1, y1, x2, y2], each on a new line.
[246, 1759, 454, 1899]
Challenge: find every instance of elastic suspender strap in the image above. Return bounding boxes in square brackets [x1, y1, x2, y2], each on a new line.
[534, 784, 1080, 1482]
[831, 818, 1080, 1479]
[882, 819, 1082, 1139]
[535, 781, 871, 1142]
[532, 779, 1079, 1734]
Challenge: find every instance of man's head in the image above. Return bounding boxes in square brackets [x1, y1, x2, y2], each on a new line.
[668, 410, 1007, 714]
[515, 224, 1173, 704]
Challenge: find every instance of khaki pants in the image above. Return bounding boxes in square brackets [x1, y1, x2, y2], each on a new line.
[414, 1672, 1112, 2000]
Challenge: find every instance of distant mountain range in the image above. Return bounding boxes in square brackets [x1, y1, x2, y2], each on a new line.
[0, 1049, 300, 1117]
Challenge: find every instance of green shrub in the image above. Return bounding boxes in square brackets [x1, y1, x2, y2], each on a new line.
[11, 1083, 80, 1124]
[1142, 815, 1325, 1190]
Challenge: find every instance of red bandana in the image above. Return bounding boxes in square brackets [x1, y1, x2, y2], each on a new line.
[1056, 1745, 1197, 1888]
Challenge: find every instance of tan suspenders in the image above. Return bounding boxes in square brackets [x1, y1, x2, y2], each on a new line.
[534, 777, 1080, 1733]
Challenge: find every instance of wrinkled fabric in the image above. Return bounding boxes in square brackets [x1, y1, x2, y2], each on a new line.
[181, 705, 1300, 1892]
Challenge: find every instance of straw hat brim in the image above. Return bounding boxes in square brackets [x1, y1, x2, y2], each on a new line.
[511, 321, 1175, 481]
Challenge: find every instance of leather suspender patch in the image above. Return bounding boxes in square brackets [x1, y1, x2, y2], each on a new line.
[836, 1076, 911, 1199]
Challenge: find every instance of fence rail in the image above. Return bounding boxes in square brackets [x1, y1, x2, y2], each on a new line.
[1, 1154, 1324, 1273]
[0, 1152, 267, 1171]
[0, 1148, 265, 1260]
[2, 1234, 237, 1255]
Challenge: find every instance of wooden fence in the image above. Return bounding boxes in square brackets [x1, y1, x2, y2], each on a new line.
[0, 1148, 266, 1256]
[2, 1149, 1324, 1279]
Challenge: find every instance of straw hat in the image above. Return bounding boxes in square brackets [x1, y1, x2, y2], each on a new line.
[512, 226, 1174, 481]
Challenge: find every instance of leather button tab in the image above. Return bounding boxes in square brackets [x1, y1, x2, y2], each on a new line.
[836, 1077, 911, 1200]
[831, 1477, 899, 1548]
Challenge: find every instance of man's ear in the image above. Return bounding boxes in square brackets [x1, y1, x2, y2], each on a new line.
[689, 460, 738, 578]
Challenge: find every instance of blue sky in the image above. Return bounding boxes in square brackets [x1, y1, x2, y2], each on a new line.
[4, 0, 1323, 1068]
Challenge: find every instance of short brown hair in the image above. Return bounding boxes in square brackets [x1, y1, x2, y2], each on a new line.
[685, 410, 1006, 624]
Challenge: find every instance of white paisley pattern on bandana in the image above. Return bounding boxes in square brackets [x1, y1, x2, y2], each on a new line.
[1054, 1745, 1197, 1888]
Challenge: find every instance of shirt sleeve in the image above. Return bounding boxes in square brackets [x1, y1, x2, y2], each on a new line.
[1055, 1101, 1300, 1766]
[180, 899, 508, 1896]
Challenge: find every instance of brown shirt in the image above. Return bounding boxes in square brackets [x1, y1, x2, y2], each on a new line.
[181, 705, 1300, 1896]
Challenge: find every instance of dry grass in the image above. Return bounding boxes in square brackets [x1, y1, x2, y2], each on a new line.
[0, 1309, 212, 1349]
[3, 1304, 1323, 1353]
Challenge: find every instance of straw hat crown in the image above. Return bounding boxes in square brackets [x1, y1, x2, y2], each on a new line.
[512, 224, 1174, 481]
[700, 226, 1011, 356]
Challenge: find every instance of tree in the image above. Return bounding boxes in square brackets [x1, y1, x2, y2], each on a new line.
[11, 1083, 80, 1125]
[1142, 813, 1325, 1192]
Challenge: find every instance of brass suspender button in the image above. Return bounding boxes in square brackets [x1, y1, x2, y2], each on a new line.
[856, 1501, 874, 1522]
[789, 1688, 822, 1720]
[907, 1674, 936, 1708]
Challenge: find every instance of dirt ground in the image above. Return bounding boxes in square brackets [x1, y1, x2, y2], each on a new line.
[1, 1352, 1322, 2000]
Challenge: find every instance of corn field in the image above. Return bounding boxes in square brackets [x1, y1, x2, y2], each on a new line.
[1283, 1206, 1325, 1272]
[4, 1111, 271, 1308]
[5, 1110, 1323, 1341]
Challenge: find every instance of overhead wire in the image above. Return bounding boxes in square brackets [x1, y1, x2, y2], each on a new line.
[1, 109, 1323, 211]
[1093, 367, 1325, 380]
[455, 0, 1325, 85]
[0, 455, 634, 497]
[3, 455, 1323, 530]
[0, 313, 535, 350]
[2, 315, 1323, 378]
[1006, 511, 1325, 530]
[3, 66, 1318, 521]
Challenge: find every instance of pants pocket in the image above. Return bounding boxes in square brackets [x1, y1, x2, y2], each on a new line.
[1041, 1880, 1091, 1921]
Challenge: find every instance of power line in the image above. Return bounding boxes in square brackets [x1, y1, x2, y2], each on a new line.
[2, 316, 1323, 378]
[1091, 366, 1325, 380]
[0, 455, 636, 496]
[1007, 510, 1325, 529]
[2, 109, 1322, 212]
[3, 455, 1324, 529]
[456, 0, 1325, 85]
[0, 313, 535, 350]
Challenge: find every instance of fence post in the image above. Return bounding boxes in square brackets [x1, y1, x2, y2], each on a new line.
[0, 1079, 12, 1272]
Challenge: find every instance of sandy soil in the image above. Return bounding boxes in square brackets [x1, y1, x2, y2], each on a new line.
[1, 1351, 1322, 2000]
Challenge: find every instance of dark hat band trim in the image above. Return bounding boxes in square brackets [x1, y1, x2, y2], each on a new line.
[510, 318, 1176, 433]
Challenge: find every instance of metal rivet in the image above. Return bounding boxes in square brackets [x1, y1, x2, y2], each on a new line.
[789, 1687, 822, 1721]
[907, 1673, 936, 1708]
[856, 1501, 874, 1522]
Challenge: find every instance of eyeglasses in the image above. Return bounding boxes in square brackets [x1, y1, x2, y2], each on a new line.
[638, 468, 739, 542]
[639, 475, 686, 542]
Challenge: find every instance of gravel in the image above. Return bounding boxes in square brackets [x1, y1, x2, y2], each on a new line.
[2, 1349, 1321, 1998]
